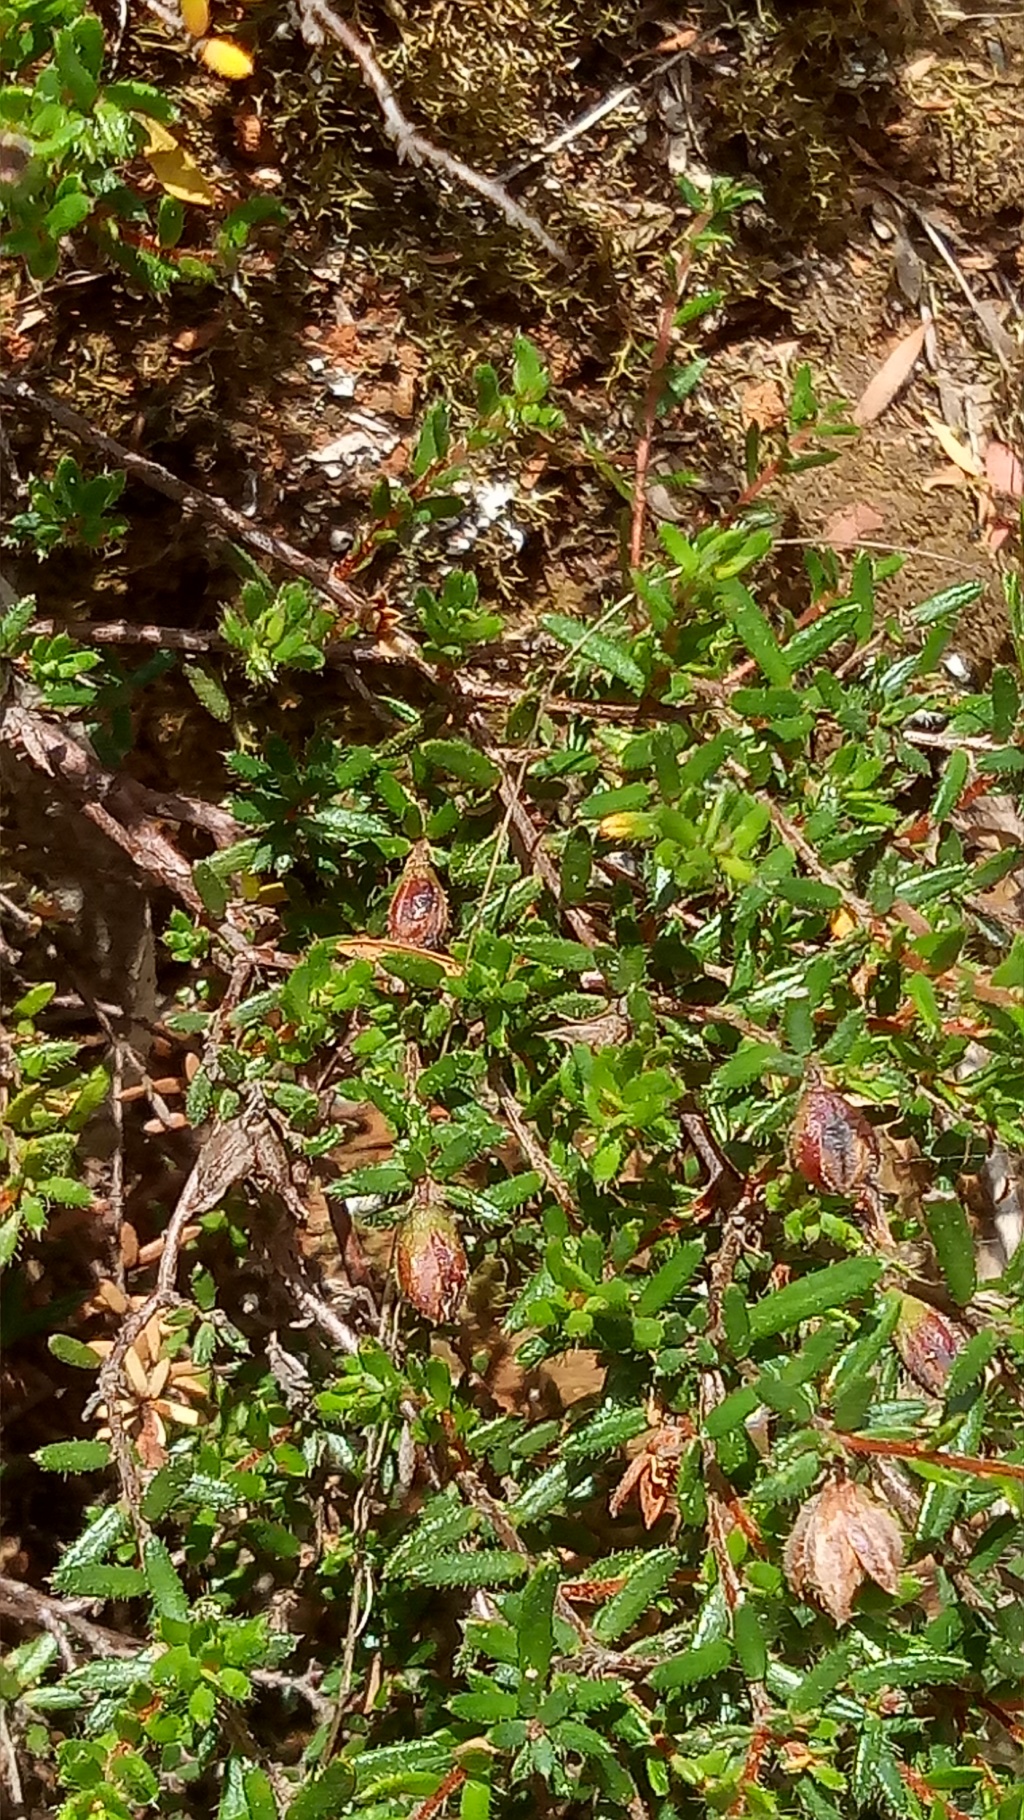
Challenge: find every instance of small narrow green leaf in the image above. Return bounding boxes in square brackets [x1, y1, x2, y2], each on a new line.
[722, 582, 791, 685]
[52, 1505, 128, 1588]
[923, 1197, 976, 1305]
[747, 1258, 884, 1343]
[185, 663, 232, 722]
[48, 1333, 103, 1370]
[790, 1645, 852, 1713]
[421, 740, 499, 789]
[517, 1559, 558, 1681]
[930, 747, 969, 823]
[733, 1601, 768, 1681]
[414, 1550, 528, 1588]
[33, 1440, 111, 1473]
[648, 1639, 732, 1690]
[143, 1534, 189, 1622]
[563, 1405, 648, 1461]
[285, 1761, 358, 1820]
[635, 1240, 704, 1316]
[449, 1690, 519, 1723]
[542, 613, 645, 694]
[55, 1564, 147, 1599]
[592, 1548, 676, 1645]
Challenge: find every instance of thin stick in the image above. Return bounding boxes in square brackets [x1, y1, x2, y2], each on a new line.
[1, 700, 205, 912]
[297, 0, 570, 266]
[0, 1574, 333, 1716]
[0, 376, 366, 618]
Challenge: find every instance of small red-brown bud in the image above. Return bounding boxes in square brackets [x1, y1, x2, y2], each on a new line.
[790, 1081, 879, 1199]
[893, 1295, 966, 1395]
[395, 1186, 467, 1324]
[388, 843, 449, 950]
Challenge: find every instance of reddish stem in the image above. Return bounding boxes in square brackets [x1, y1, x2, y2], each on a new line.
[410, 1767, 467, 1820]
[837, 1431, 1024, 1484]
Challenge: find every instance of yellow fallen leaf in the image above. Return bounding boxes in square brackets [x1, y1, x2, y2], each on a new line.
[829, 907, 858, 940]
[199, 36, 255, 79]
[924, 413, 982, 477]
[142, 118, 217, 205]
[335, 937, 463, 977]
[181, 0, 209, 35]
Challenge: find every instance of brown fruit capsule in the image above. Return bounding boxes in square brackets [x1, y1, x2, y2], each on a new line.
[791, 1081, 879, 1199]
[893, 1295, 966, 1396]
[388, 843, 449, 950]
[784, 1478, 903, 1625]
[395, 1187, 467, 1324]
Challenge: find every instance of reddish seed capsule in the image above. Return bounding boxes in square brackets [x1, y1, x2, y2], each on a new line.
[395, 1187, 468, 1324]
[893, 1295, 965, 1396]
[388, 843, 449, 950]
[790, 1081, 879, 1199]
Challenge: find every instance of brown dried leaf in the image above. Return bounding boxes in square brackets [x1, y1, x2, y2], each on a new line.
[740, 380, 787, 431]
[387, 843, 449, 949]
[822, 501, 886, 549]
[894, 1295, 967, 1394]
[784, 1480, 904, 1623]
[853, 321, 928, 426]
[839, 1484, 904, 1597]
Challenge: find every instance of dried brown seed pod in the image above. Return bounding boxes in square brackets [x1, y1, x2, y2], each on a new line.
[893, 1295, 966, 1395]
[395, 1185, 467, 1324]
[791, 1080, 879, 1199]
[388, 842, 449, 950]
[784, 1478, 903, 1624]
[233, 108, 275, 162]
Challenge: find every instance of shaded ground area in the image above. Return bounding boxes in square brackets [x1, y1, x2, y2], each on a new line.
[5, 0, 1021, 690]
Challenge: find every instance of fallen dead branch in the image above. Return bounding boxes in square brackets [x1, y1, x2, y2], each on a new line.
[0, 375, 366, 618]
[0, 699, 208, 911]
[296, 0, 570, 266]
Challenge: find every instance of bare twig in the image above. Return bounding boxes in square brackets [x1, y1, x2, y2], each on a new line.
[0, 376, 366, 617]
[493, 1072, 578, 1223]
[0, 1703, 24, 1809]
[461, 705, 601, 948]
[1, 699, 205, 912]
[297, 0, 570, 265]
[0, 1574, 333, 1717]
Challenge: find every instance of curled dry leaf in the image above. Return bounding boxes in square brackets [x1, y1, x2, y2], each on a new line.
[925, 414, 983, 477]
[388, 842, 449, 950]
[89, 1313, 206, 1469]
[853, 320, 928, 427]
[784, 1478, 903, 1623]
[396, 1183, 468, 1324]
[142, 119, 218, 207]
[894, 1295, 967, 1395]
[791, 1081, 880, 1200]
[609, 1419, 690, 1528]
